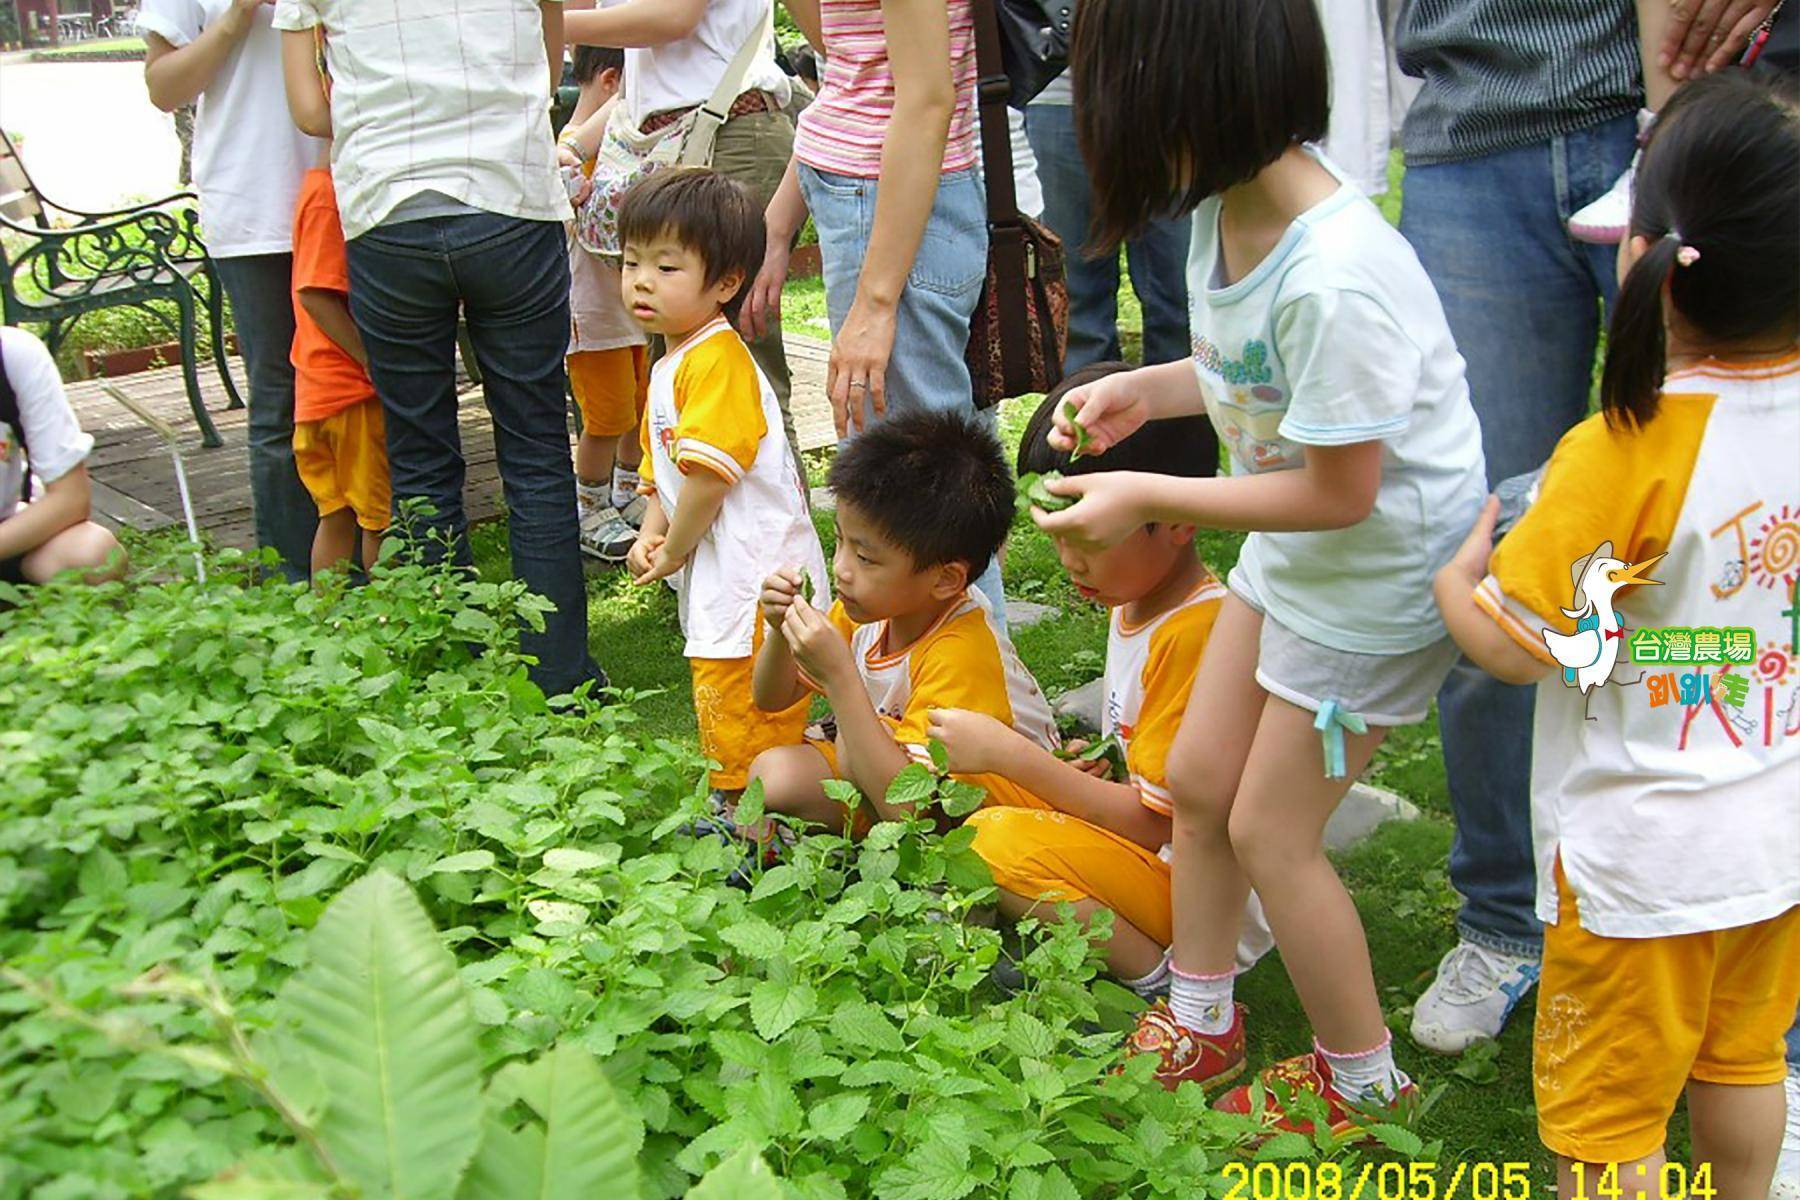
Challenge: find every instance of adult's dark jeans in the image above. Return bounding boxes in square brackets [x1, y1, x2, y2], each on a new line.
[1024, 102, 1191, 368]
[344, 212, 601, 699]
[1399, 114, 1635, 957]
[211, 253, 317, 582]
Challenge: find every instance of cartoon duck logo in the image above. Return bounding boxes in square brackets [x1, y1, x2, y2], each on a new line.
[1541, 541, 1665, 717]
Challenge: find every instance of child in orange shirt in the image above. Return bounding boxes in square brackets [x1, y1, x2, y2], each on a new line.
[289, 140, 388, 576]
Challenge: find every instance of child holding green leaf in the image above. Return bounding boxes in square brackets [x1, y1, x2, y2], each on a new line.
[933, 365, 1270, 997]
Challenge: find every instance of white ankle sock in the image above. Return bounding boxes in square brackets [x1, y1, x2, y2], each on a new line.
[577, 479, 606, 508]
[1317, 1033, 1405, 1102]
[612, 467, 640, 510]
[1121, 954, 1171, 999]
[1168, 965, 1234, 1035]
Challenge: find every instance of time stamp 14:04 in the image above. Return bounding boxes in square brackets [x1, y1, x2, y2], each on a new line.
[1220, 1161, 1718, 1200]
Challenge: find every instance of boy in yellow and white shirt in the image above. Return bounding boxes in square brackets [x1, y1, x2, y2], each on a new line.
[931, 372, 1271, 995]
[1436, 73, 1798, 1193]
[747, 410, 1059, 837]
[620, 170, 827, 795]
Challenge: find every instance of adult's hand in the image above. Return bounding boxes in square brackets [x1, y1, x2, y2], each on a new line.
[738, 236, 790, 342]
[826, 299, 896, 437]
[1662, 0, 1777, 80]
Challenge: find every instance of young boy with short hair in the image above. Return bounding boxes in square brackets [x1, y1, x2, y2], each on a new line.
[288, 138, 389, 577]
[930, 365, 1271, 1004]
[619, 168, 828, 796]
[748, 409, 1059, 835]
[558, 44, 649, 562]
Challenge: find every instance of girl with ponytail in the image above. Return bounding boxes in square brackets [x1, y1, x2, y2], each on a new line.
[1438, 70, 1800, 1195]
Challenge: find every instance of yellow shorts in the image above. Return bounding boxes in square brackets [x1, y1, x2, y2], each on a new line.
[966, 806, 1171, 945]
[1534, 861, 1800, 1163]
[568, 346, 647, 439]
[691, 626, 810, 791]
[293, 400, 389, 530]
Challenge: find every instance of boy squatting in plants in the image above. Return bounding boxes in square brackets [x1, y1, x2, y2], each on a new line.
[929, 364, 1275, 1001]
[743, 410, 1061, 835]
[618, 169, 830, 799]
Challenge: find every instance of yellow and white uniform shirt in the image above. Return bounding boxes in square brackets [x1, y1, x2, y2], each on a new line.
[641, 318, 829, 659]
[1474, 353, 1800, 938]
[805, 591, 1059, 765]
[1104, 578, 1229, 816]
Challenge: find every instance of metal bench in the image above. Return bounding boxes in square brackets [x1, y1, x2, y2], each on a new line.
[0, 128, 241, 448]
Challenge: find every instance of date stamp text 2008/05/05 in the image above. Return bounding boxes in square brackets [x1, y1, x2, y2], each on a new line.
[1222, 1161, 1718, 1200]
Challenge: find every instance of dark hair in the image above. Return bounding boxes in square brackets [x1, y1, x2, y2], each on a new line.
[572, 44, 623, 86]
[618, 169, 766, 321]
[1600, 71, 1799, 429]
[1070, 0, 1329, 250]
[827, 411, 1014, 573]
[1017, 362, 1220, 480]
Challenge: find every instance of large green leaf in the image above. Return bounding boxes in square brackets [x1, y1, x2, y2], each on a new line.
[685, 1145, 783, 1200]
[270, 870, 484, 1200]
[457, 1043, 644, 1200]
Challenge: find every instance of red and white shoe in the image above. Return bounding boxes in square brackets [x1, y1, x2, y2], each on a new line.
[1215, 1051, 1418, 1140]
[1123, 1001, 1248, 1091]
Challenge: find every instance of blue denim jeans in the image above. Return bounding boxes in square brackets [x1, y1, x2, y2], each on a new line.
[1787, 1002, 1799, 1070]
[800, 163, 1005, 617]
[212, 253, 317, 583]
[344, 212, 602, 699]
[1023, 103, 1192, 368]
[1400, 114, 1636, 956]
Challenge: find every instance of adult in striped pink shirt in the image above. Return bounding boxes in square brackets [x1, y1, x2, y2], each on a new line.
[741, 0, 988, 434]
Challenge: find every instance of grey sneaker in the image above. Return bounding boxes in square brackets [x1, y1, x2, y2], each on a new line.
[1411, 940, 1541, 1054]
[616, 492, 649, 529]
[579, 504, 637, 563]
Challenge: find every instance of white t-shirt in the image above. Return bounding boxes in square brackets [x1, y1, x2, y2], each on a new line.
[624, 0, 790, 124]
[0, 327, 95, 524]
[136, 0, 321, 257]
[1186, 151, 1486, 655]
[642, 318, 827, 659]
[272, 0, 572, 240]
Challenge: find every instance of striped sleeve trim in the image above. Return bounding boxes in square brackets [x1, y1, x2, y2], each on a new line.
[1134, 775, 1173, 816]
[674, 439, 745, 485]
[901, 742, 935, 767]
[1472, 574, 1559, 667]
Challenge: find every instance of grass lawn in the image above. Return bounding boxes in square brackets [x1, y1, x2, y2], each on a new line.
[29, 36, 145, 57]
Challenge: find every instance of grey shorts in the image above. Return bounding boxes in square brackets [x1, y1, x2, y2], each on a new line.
[1228, 567, 1459, 727]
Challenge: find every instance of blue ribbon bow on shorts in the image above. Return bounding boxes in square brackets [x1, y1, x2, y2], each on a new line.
[1313, 699, 1367, 780]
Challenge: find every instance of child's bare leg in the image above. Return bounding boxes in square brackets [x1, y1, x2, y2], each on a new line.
[575, 432, 618, 488]
[21, 521, 125, 584]
[1686, 1079, 1784, 1197]
[1558, 1152, 1666, 1200]
[311, 509, 359, 576]
[360, 527, 384, 572]
[1226, 695, 1389, 1053]
[994, 889, 1164, 979]
[1639, 0, 1679, 109]
[1165, 593, 1268, 976]
[746, 742, 847, 834]
[616, 428, 643, 474]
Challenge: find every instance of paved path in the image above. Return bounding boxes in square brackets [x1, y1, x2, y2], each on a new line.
[70, 335, 837, 552]
[1, 61, 183, 210]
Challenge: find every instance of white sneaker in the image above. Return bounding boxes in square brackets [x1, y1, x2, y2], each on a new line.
[1773, 1067, 1800, 1200]
[1569, 107, 1654, 245]
[1568, 158, 1636, 245]
[1410, 940, 1541, 1054]
[579, 504, 637, 563]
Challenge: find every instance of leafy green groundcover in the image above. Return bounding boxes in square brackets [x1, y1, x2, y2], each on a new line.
[0, 546, 1437, 1199]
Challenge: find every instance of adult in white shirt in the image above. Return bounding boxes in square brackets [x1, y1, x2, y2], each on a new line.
[563, 0, 802, 461]
[0, 327, 125, 586]
[139, 0, 322, 583]
[271, 0, 606, 702]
